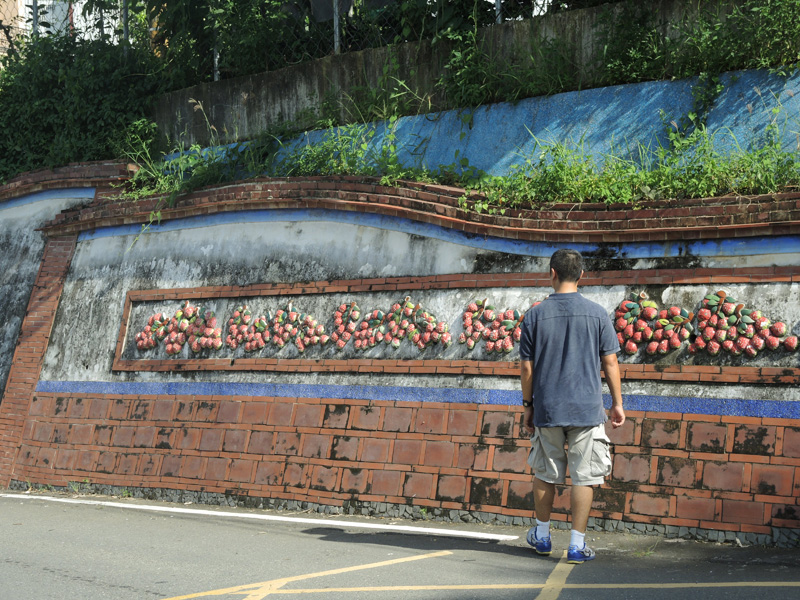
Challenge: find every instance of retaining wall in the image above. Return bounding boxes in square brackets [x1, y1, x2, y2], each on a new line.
[154, 0, 741, 150]
[1, 166, 799, 545]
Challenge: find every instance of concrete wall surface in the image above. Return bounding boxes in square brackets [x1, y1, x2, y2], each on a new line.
[287, 68, 800, 178]
[0, 167, 798, 544]
[0, 163, 131, 406]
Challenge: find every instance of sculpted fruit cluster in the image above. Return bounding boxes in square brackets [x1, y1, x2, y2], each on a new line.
[688, 291, 796, 358]
[613, 290, 797, 359]
[457, 298, 537, 354]
[342, 297, 451, 352]
[614, 292, 694, 356]
[134, 301, 222, 355]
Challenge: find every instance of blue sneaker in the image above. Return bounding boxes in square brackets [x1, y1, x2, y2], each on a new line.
[526, 528, 552, 556]
[567, 544, 595, 564]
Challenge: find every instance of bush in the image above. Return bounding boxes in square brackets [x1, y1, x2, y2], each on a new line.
[0, 34, 163, 182]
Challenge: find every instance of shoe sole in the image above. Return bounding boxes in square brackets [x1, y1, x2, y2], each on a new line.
[567, 557, 594, 564]
[535, 549, 552, 556]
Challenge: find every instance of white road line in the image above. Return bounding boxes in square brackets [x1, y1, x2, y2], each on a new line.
[0, 493, 518, 542]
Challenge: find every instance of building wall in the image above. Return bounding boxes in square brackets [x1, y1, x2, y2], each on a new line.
[1, 167, 798, 544]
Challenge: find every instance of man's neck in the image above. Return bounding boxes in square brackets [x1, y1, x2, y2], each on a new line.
[552, 281, 579, 294]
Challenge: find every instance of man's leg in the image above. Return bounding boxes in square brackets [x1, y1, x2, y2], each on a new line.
[567, 484, 596, 562]
[570, 484, 594, 533]
[564, 425, 604, 562]
[527, 427, 566, 555]
[528, 477, 556, 554]
[533, 477, 556, 521]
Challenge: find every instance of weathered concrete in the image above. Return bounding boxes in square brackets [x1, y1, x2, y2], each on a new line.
[0, 190, 94, 404]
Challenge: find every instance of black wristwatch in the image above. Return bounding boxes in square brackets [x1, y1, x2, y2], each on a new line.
[522, 400, 532, 408]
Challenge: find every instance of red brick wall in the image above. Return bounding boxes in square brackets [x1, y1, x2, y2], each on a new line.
[0, 161, 133, 204]
[2, 167, 799, 537]
[10, 392, 800, 533]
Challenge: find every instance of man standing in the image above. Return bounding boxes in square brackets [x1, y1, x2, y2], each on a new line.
[519, 249, 625, 563]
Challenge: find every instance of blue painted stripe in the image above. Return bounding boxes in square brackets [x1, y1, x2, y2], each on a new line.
[0, 188, 95, 211]
[76, 207, 800, 260]
[34, 380, 800, 419]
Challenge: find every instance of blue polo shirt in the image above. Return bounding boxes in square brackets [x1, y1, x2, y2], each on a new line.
[519, 292, 619, 428]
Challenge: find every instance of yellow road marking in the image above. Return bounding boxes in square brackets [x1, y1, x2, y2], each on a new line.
[160, 550, 453, 600]
[253, 585, 545, 594]
[165, 580, 800, 598]
[535, 550, 575, 600]
[162, 546, 800, 600]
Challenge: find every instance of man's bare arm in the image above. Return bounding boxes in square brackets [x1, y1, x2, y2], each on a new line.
[520, 360, 535, 434]
[600, 352, 625, 428]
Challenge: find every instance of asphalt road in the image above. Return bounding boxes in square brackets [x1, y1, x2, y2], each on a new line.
[2, 491, 800, 600]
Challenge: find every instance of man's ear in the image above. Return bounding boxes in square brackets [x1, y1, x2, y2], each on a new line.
[577, 269, 584, 281]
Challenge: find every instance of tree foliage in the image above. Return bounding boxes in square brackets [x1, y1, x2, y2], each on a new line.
[0, 34, 163, 182]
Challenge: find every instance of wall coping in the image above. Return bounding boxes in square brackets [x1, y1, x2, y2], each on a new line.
[0, 161, 135, 205]
[32, 176, 800, 244]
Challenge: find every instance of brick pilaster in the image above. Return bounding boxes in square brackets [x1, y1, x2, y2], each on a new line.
[0, 235, 76, 487]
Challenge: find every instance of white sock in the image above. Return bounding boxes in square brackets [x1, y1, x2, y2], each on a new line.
[570, 529, 585, 549]
[535, 519, 550, 539]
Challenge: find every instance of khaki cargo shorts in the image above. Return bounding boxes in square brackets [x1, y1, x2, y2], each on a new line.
[527, 424, 612, 486]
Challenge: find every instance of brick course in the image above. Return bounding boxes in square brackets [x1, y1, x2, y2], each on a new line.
[13, 390, 800, 533]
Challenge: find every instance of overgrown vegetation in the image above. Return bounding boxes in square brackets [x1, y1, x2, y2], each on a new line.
[122, 95, 800, 230]
[465, 109, 800, 212]
[3, 0, 800, 214]
[0, 34, 163, 182]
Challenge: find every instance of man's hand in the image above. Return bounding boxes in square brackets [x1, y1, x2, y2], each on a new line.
[523, 405, 535, 436]
[609, 403, 625, 429]
[600, 352, 625, 428]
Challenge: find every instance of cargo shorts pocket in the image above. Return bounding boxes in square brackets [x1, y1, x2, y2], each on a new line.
[527, 431, 547, 474]
[589, 426, 612, 478]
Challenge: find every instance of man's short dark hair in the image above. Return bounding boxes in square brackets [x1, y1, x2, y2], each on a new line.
[550, 249, 584, 282]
